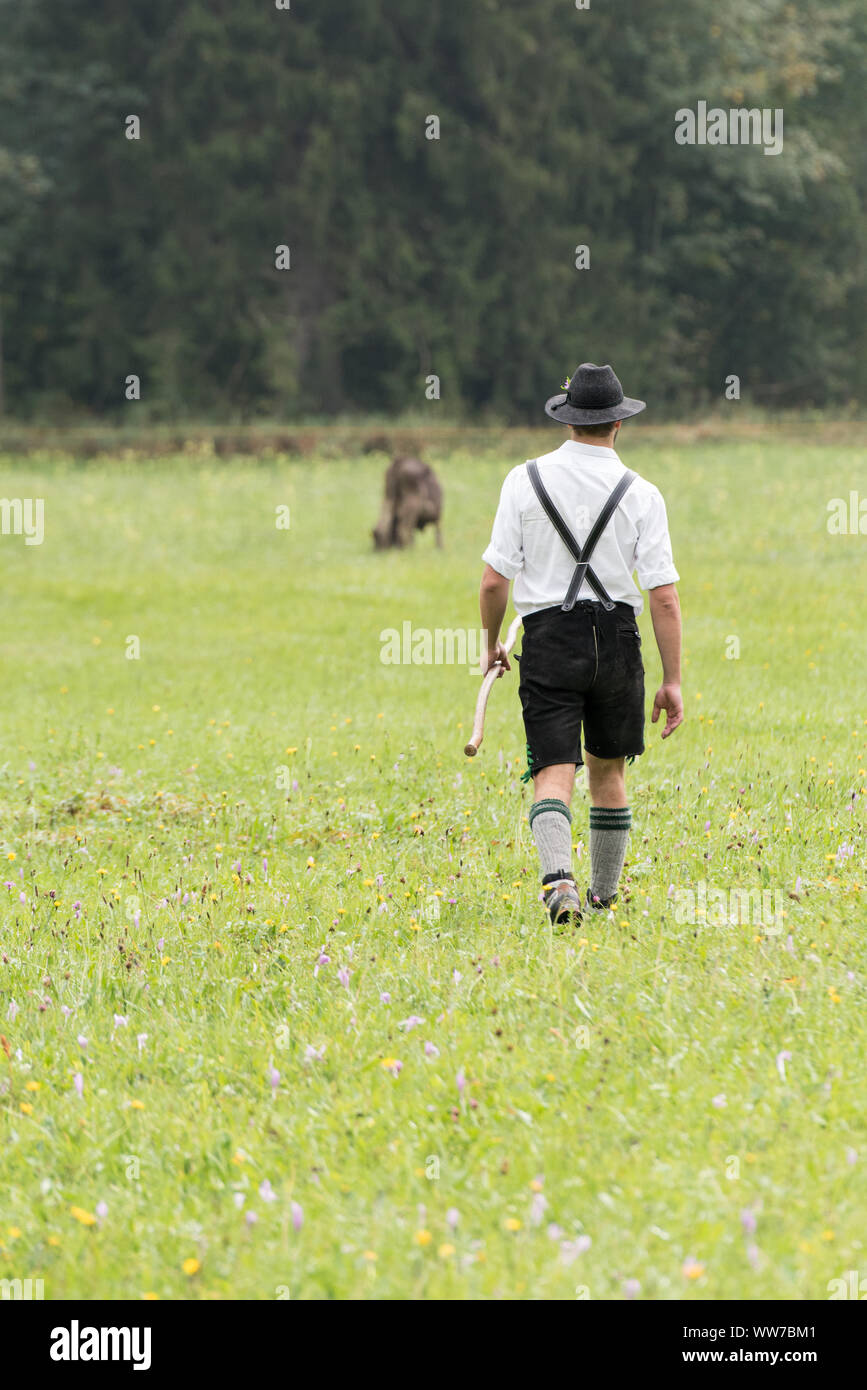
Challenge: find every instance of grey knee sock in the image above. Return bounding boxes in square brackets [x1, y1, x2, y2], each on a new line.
[529, 799, 573, 881]
[589, 806, 632, 905]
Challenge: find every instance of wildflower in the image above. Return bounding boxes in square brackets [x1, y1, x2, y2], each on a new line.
[137, 1034, 148, 1055]
[623, 1278, 640, 1300]
[446, 1208, 459, 1230]
[712, 1094, 726, 1109]
[414, 1230, 432, 1247]
[682, 1257, 705, 1279]
[96, 1202, 108, 1221]
[398, 1015, 425, 1033]
[182, 1257, 200, 1275]
[529, 1193, 548, 1226]
[259, 1180, 277, 1203]
[380, 992, 391, 1005]
[776, 1049, 792, 1081]
[741, 1209, 757, 1236]
[291, 1201, 303, 1232]
[337, 966, 351, 989]
[438, 1243, 455, 1258]
[73, 1073, 84, 1098]
[504, 1218, 522, 1232]
[70, 1206, 97, 1227]
[560, 1235, 591, 1264]
[456, 1069, 466, 1096]
[424, 1041, 440, 1058]
[381, 1057, 403, 1078]
[268, 1065, 280, 1093]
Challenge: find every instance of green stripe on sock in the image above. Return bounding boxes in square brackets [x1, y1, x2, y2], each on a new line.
[590, 807, 632, 826]
[529, 798, 572, 828]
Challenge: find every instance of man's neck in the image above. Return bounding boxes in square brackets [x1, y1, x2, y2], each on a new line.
[569, 435, 618, 450]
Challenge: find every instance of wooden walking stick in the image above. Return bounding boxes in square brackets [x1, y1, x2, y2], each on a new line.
[464, 614, 522, 757]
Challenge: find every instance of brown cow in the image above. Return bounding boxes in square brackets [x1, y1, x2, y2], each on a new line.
[372, 456, 443, 550]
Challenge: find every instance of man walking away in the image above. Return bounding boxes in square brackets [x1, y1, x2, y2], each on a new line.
[478, 362, 683, 925]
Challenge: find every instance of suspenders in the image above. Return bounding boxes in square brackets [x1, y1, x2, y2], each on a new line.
[525, 459, 636, 613]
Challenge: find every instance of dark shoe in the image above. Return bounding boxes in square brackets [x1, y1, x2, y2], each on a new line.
[546, 880, 584, 926]
[586, 888, 617, 911]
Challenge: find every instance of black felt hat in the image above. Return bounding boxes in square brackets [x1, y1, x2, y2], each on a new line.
[544, 362, 646, 426]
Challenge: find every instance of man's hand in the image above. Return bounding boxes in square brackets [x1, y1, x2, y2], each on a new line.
[481, 641, 511, 677]
[651, 682, 683, 738]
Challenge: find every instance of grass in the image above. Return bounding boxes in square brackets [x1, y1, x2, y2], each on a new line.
[0, 433, 865, 1300]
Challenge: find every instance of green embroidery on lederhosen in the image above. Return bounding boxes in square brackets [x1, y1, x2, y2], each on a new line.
[520, 739, 535, 784]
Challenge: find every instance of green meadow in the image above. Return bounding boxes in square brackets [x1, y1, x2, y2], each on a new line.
[0, 432, 865, 1300]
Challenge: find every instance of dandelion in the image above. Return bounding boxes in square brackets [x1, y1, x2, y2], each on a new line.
[70, 1206, 97, 1227]
[438, 1243, 455, 1258]
[414, 1229, 433, 1247]
[181, 1257, 200, 1275]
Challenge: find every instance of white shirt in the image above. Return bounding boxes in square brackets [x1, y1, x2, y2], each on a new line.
[482, 440, 679, 616]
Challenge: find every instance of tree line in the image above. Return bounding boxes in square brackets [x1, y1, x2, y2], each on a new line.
[0, 0, 864, 422]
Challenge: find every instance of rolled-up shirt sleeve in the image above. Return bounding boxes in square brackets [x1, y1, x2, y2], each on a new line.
[635, 487, 680, 590]
[482, 467, 524, 580]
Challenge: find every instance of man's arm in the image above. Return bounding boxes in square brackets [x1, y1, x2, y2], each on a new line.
[648, 583, 683, 738]
[479, 565, 512, 675]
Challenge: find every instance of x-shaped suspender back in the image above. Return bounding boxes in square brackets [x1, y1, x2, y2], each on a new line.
[525, 459, 636, 613]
